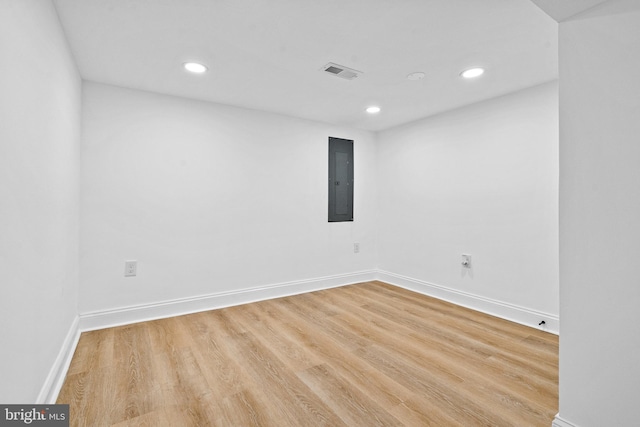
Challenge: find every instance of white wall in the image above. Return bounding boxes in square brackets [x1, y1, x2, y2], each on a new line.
[377, 82, 559, 326]
[80, 82, 377, 315]
[557, 1, 640, 426]
[0, 1, 81, 403]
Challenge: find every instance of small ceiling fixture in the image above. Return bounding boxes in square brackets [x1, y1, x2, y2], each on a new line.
[461, 67, 485, 79]
[406, 72, 425, 81]
[366, 106, 381, 114]
[183, 62, 208, 73]
[322, 62, 362, 80]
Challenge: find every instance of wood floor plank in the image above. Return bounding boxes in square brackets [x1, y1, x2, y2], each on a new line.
[58, 281, 558, 426]
[296, 364, 403, 426]
[66, 328, 114, 376]
[110, 406, 193, 427]
[226, 331, 347, 426]
[215, 390, 270, 427]
[255, 298, 414, 409]
[355, 343, 514, 427]
[389, 397, 465, 427]
[177, 314, 244, 400]
[230, 302, 324, 372]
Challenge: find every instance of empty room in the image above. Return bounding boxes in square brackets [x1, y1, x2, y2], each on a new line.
[1, 0, 639, 426]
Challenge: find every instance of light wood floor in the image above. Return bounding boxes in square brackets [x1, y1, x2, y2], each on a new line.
[57, 281, 558, 426]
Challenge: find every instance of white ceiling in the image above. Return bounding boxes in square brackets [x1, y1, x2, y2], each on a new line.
[53, 0, 558, 131]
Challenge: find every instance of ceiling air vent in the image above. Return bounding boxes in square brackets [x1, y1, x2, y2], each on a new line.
[321, 62, 362, 80]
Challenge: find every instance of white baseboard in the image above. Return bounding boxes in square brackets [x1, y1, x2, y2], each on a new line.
[37, 315, 81, 404]
[553, 414, 579, 427]
[79, 270, 377, 332]
[376, 270, 559, 334]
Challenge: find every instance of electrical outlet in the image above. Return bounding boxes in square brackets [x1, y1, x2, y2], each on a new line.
[125, 260, 137, 277]
[354, 243, 360, 253]
[461, 254, 472, 268]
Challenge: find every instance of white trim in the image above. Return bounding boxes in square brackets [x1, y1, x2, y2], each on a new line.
[79, 270, 377, 332]
[37, 315, 81, 404]
[376, 270, 559, 334]
[553, 414, 580, 427]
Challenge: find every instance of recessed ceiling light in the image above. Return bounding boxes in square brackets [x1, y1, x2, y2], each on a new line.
[183, 62, 208, 73]
[366, 106, 381, 114]
[407, 72, 425, 81]
[461, 67, 485, 79]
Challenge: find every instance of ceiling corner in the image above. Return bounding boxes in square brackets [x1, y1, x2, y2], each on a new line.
[528, 0, 611, 21]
